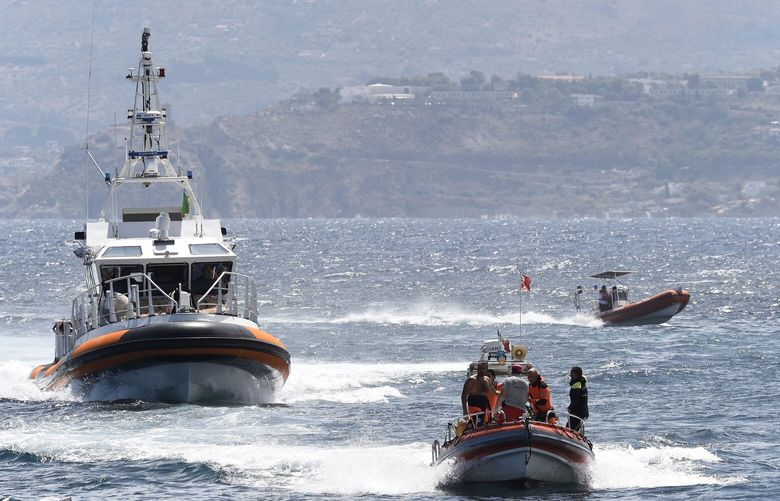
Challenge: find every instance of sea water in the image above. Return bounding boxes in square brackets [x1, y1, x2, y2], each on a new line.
[0, 218, 777, 499]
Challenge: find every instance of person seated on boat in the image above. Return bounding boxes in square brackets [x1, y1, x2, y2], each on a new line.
[566, 366, 589, 433]
[527, 368, 557, 424]
[598, 286, 612, 312]
[98, 290, 134, 323]
[487, 368, 501, 410]
[487, 369, 499, 390]
[461, 361, 498, 427]
[113, 292, 133, 320]
[191, 262, 231, 308]
[492, 364, 529, 422]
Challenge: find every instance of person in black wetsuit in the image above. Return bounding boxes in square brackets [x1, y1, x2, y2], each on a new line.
[461, 361, 498, 426]
[566, 366, 589, 433]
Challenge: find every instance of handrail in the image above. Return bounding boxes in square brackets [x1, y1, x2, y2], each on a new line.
[70, 272, 179, 336]
[195, 271, 232, 309]
[439, 409, 516, 443]
[431, 440, 440, 465]
[546, 410, 586, 435]
[434, 409, 588, 463]
[439, 408, 590, 442]
[70, 270, 260, 340]
[195, 271, 258, 322]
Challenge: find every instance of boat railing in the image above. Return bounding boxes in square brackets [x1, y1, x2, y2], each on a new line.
[546, 410, 586, 435]
[70, 271, 259, 339]
[440, 409, 510, 442]
[574, 285, 600, 314]
[432, 409, 513, 464]
[195, 271, 258, 322]
[437, 409, 585, 446]
[71, 272, 179, 337]
[431, 439, 440, 464]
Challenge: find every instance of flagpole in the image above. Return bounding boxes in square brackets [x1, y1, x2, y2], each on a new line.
[519, 273, 530, 337]
[519, 281, 523, 337]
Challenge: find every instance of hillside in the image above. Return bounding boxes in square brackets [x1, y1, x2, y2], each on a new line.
[5, 0, 780, 143]
[4, 83, 779, 219]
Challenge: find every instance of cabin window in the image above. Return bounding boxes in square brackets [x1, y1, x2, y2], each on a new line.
[102, 246, 143, 257]
[146, 263, 188, 296]
[190, 261, 233, 296]
[189, 243, 230, 255]
[100, 265, 144, 293]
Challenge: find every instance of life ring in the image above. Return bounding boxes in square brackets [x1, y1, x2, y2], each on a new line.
[512, 345, 528, 360]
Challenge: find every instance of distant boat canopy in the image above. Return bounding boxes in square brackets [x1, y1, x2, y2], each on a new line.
[589, 271, 633, 280]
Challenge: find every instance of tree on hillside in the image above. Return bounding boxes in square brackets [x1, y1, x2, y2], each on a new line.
[747, 77, 764, 92]
[313, 88, 340, 108]
[460, 70, 486, 91]
[485, 74, 506, 91]
[510, 73, 540, 91]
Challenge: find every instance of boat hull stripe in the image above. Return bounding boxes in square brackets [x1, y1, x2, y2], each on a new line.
[46, 346, 289, 390]
[43, 329, 129, 377]
[246, 326, 287, 350]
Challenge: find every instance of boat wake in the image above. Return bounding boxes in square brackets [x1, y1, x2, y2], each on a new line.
[265, 305, 602, 328]
[0, 428, 741, 497]
[0, 359, 75, 402]
[230, 442, 445, 495]
[279, 361, 466, 404]
[589, 443, 744, 490]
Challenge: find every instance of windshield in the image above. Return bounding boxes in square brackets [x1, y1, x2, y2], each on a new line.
[191, 262, 233, 296]
[147, 263, 188, 296]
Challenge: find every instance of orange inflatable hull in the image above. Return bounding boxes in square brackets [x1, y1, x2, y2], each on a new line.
[600, 289, 690, 326]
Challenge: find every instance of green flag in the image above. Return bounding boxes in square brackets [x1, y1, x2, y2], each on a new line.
[181, 191, 190, 218]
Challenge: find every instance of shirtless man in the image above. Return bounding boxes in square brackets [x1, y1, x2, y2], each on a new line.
[461, 361, 498, 426]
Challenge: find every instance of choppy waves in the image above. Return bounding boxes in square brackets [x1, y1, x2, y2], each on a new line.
[590, 443, 744, 489]
[279, 361, 466, 404]
[265, 305, 603, 328]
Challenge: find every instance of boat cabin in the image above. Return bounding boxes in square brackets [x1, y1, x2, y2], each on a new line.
[574, 270, 632, 314]
[67, 209, 257, 339]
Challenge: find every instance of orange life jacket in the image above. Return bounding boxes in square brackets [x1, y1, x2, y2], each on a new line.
[528, 376, 557, 423]
[487, 383, 500, 410]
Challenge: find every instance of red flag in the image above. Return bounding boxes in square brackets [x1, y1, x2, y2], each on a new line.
[520, 274, 531, 291]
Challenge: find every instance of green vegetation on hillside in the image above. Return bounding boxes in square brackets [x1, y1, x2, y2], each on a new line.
[4, 69, 780, 218]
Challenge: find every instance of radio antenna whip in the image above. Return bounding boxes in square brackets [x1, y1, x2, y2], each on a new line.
[84, 4, 96, 219]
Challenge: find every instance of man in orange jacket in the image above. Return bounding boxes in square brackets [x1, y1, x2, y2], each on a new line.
[527, 368, 557, 424]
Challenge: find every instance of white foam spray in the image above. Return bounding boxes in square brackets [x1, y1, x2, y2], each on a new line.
[265, 304, 602, 328]
[279, 361, 467, 404]
[589, 443, 744, 490]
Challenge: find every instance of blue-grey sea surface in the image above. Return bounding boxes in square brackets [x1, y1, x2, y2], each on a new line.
[0, 218, 777, 499]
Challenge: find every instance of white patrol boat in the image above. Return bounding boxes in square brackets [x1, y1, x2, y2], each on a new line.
[30, 29, 290, 404]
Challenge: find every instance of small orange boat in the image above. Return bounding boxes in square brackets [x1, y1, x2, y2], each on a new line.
[575, 271, 690, 326]
[432, 416, 594, 484]
[431, 339, 594, 485]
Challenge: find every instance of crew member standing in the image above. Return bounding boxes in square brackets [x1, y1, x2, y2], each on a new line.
[567, 366, 589, 433]
[492, 364, 529, 422]
[527, 368, 557, 424]
[598, 285, 611, 312]
[461, 361, 498, 426]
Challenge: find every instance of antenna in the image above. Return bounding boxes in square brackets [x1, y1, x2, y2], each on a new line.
[84, 4, 96, 220]
[113, 111, 118, 175]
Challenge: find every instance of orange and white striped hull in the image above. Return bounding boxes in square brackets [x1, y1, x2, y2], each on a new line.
[435, 420, 594, 484]
[30, 315, 290, 404]
[600, 289, 690, 326]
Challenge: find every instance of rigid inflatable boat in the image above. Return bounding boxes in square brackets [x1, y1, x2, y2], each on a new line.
[575, 271, 690, 326]
[431, 338, 594, 485]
